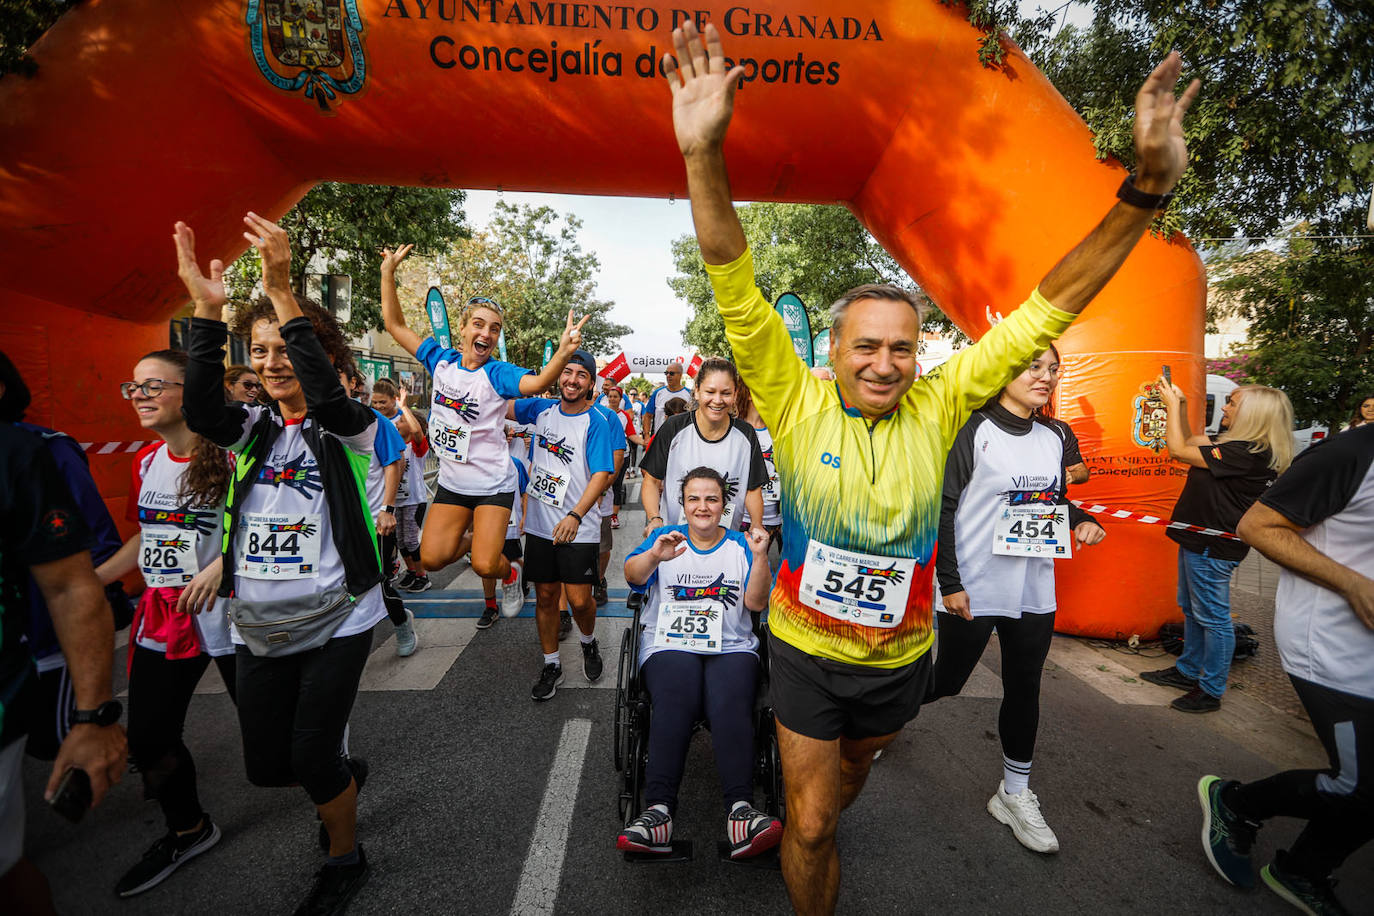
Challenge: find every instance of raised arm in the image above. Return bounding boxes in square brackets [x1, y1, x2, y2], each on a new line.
[1036, 53, 1199, 314]
[380, 245, 423, 357]
[518, 310, 590, 396]
[1157, 377, 1208, 468]
[624, 530, 687, 587]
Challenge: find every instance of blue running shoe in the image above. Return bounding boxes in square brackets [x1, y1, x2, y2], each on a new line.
[1197, 775, 1258, 888]
[1262, 860, 1352, 915]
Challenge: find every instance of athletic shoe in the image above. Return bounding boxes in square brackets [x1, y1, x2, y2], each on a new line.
[726, 804, 783, 859]
[1141, 665, 1198, 691]
[114, 817, 221, 897]
[1262, 860, 1351, 915]
[394, 609, 418, 657]
[501, 561, 525, 617]
[404, 574, 433, 593]
[531, 663, 564, 700]
[558, 610, 573, 641]
[393, 570, 417, 591]
[477, 603, 499, 630]
[594, 579, 609, 608]
[318, 757, 369, 852]
[987, 781, 1059, 853]
[610, 514, 621, 530]
[617, 806, 673, 854]
[1197, 775, 1258, 888]
[1172, 687, 1222, 714]
[582, 638, 603, 682]
[293, 846, 370, 916]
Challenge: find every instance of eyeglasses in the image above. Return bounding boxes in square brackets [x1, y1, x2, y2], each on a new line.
[120, 379, 184, 399]
[238, 380, 262, 391]
[466, 296, 504, 315]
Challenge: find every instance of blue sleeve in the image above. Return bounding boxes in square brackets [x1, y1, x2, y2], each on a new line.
[646, 386, 661, 414]
[626, 525, 684, 592]
[515, 457, 530, 495]
[585, 410, 615, 475]
[371, 409, 405, 466]
[483, 359, 533, 399]
[40, 430, 123, 563]
[597, 406, 627, 451]
[416, 337, 462, 375]
[513, 398, 552, 426]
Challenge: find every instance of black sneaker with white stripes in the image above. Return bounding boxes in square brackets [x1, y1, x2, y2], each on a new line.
[726, 804, 782, 859]
[582, 638, 603, 682]
[114, 816, 221, 897]
[531, 662, 564, 701]
[617, 805, 673, 854]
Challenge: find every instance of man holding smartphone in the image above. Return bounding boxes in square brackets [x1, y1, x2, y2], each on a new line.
[0, 355, 126, 911]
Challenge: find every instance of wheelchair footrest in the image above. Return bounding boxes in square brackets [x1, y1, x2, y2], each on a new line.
[717, 841, 782, 870]
[623, 840, 693, 864]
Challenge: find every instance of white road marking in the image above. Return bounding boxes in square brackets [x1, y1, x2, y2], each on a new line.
[1044, 636, 1179, 706]
[360, 618, 478, 691]
[509, 717, 592, 915]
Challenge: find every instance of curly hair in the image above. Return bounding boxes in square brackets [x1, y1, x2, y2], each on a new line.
[139, 350, 231, 508]
[230, 295, 353, 370]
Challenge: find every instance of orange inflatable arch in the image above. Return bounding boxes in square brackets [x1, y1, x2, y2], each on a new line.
[0, 0, 1205, 639]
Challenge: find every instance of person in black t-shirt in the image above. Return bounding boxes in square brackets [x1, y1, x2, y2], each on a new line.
[1141, 379, 1294, 713]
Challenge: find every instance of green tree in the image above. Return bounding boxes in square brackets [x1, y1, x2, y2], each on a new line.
[1212, 232, 1374, 429]
[224, 182, 469, 336]
[623, 375, 654, 398]
[0, 0, 68, 77]
[391, 202, 630, 370]
[670, 203, 959, 359]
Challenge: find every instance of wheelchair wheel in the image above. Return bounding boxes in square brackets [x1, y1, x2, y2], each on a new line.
[621, 726, 646, 826]
[762, 712, 785, 823]
[613, 627, 633, 773]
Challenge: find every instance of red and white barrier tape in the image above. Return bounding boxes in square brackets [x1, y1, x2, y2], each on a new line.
[1071, 500, 1241, 541]
[79, 441, 150, 455]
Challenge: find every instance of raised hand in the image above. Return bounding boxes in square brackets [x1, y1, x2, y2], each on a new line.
[242, 212, 292, 294]
[664, 21, 746, 158]
[651, 530, 688, 562]
[747, 527, 770, 557]
[558, 309, 591, 353]
[1133, 52, 1200, 194]
[172, 221, 226, 313]
[381, 244, 414, 277]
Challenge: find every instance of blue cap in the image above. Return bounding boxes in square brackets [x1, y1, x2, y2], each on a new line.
[567, 349, 597, 377]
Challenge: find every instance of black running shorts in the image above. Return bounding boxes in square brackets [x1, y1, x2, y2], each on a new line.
[502, 537, 523, 562]
[434, 486, 515, 511]
[523, 534, 599, 585]
[768, 632, 931, 741]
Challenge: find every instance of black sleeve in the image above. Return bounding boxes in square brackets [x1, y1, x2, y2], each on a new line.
[184, 317, 252, 447]
[1202, 439, 1268, 479]
[1259, 425, 1374, 528]
[640, 411, 688, 478]
[738, 421, 769, 490]
[1057, 419, 1083, 466]
[280, 316, 373, 437]
[936, 414, 981, 595]
[6, 432, 92, 567]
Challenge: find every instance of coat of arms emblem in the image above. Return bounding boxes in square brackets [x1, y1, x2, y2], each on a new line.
[247, 0, 367, 112]
[1132, 380, 1168, 452]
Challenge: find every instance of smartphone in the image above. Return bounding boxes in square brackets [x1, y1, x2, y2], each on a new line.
[48, 767, 92, 823]
[1162, 364, 1172, 386]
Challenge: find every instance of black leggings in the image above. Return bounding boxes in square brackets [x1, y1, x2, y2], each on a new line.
[378, 531, 408, 626]
[925, 611, 1055, 763]
[127, 647, 237, 832]
[1227, 675, 1374, 880]
[643, 650, 757, 814]
[235, 629, 373, 805]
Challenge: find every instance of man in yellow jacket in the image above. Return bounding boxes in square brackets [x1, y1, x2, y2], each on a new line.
[663, 20, 1199, 916]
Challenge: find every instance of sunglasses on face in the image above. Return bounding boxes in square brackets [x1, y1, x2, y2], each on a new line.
[238, 380, 262, 391]
[120, 379, 184, 399]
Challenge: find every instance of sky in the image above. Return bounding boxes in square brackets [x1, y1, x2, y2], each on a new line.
[457, 3, 1094, 367]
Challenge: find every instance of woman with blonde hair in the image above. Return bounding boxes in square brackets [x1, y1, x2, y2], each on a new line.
[1142, 380, 1294, 713]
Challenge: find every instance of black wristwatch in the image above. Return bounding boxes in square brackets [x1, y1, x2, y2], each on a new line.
[71, 699, 123, 727]
[1116, 172, 1174, 211]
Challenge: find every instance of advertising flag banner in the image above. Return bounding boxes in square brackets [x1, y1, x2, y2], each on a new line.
[686, 353, 704, 379]
[776, 292, 814, 366]
[542, 339, 555, 367]
[425, 287, 452, 350]
[498, 329, 508, 362]
[600, 351, 631, 382]
[814, 328, 831, 366]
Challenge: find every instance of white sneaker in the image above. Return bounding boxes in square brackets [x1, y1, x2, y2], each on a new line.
[395, 609, 419, 657]
[501, 561, 525, 617]
[987, 781, 1059, 853]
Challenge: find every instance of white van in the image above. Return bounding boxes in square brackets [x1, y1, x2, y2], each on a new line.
[1204, 374, 1238, 436]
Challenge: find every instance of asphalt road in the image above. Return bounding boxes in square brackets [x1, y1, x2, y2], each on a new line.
[20, 481, 1374, 915]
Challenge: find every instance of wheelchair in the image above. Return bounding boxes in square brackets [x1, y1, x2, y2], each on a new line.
[612, 599, 785, 832]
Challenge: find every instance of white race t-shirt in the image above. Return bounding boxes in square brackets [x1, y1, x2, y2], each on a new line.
[592, 404, 628, 515]
[646, 384, 692, 434]
[225, 411, 385, 641]
[744, 424, 781, 528]
[417, 338, 530, 497]
[129, 442, 233, 657]
[640, 412, 768, 530]
[512, 398, 615, 544]
[628, 525, 760, 664]
[383, 410, 430, 508]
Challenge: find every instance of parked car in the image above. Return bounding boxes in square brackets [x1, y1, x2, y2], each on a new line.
[1293, 420, 1330, 451]
[1204, 374, 1238, 436]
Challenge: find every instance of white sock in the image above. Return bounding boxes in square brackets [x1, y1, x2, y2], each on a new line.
[543, 651, 560, 667]
[578, 626, 596, 645]
[1003, 756, 1032, 796]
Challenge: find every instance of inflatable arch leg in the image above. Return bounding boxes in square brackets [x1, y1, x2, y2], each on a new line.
[0, 0, 1204, 637]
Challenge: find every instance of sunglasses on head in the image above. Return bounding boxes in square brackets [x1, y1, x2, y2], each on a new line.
[466, 296, 504, 315]
[120, 379, 184, 399]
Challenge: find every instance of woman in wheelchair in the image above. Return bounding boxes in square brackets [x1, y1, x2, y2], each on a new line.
[618, 466, 781, 859]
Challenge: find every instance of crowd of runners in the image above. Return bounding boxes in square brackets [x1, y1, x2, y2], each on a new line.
[1, 21, 1371, 916]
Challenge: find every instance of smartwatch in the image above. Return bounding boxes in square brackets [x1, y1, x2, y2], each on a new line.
[381, 505, 395, 514]
[71, 699, 123, 727]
